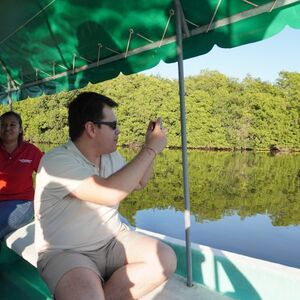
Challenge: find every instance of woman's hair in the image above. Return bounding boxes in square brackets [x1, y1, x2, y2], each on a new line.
[0, 111, 24, 144]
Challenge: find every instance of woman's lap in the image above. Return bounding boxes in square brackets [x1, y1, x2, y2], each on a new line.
[0, 200, 34, 239]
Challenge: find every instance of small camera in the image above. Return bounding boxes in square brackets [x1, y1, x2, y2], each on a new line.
[151, 119, 162, 130]
[151, 122, 156, 131]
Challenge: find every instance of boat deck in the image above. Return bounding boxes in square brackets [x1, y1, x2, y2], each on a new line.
[1, 222, 230, 300]
[142, 274, 231, 300]
[2, 223, 300, 299]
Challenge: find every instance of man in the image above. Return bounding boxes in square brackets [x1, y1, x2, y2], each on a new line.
[34, 92, 177, 300]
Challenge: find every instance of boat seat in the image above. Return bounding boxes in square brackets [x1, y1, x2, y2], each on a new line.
[4, 221, 37, 267]
[3, 222, 231, 300]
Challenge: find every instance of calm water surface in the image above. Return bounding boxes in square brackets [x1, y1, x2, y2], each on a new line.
[118, 149, 300, 268]
[40, 145, 300, 268]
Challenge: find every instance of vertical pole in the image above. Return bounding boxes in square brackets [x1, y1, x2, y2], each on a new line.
[8, 80, 13, 111]
[0, 59, 13, 110]
[174, 0, 193, 287]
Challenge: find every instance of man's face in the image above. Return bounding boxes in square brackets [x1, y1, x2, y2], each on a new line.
[94, 105, 120, 154]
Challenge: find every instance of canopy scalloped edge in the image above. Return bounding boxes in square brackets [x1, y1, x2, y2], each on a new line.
[1, 0, 300, 104]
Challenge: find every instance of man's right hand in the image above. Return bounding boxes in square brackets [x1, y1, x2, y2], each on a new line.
[144, 117, 167, 154]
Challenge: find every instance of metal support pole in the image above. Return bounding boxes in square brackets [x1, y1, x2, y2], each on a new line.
[8, 81, 13, 111]
[174, 0, 193, 287]
[0, 59, 14, 110]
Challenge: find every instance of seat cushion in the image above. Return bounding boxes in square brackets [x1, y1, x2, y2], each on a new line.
[4, 221, 37, 267]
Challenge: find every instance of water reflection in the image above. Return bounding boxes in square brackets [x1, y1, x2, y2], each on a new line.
[118, 149, 300, 268]
[135, 208, 300, 268]
[120, 150, 300, 225]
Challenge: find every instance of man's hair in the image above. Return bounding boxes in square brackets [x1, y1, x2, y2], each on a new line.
[68, 92, 118, 141]
[0, 111, 24, 144]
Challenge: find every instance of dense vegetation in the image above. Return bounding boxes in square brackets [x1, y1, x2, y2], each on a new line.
[1, 70, 299, 151]
[119, 150, 300, 227]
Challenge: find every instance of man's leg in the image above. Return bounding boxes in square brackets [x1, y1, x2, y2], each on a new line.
[104, 235, 177, 300]
[55, 267, 105, 300]
[39, 251, 105, 300]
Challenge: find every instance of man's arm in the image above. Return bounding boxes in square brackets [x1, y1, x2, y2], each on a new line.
[70, 119, 166, 205]
[135, 162, 153, 190]
[134, 119, 161, 190]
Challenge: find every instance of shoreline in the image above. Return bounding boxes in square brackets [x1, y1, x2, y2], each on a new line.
[32, 141, 300, 153]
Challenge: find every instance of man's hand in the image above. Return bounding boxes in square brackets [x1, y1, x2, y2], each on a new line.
[144, 117, 167, 154]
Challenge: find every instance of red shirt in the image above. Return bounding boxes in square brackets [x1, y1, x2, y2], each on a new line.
[0, 142, 43, 201]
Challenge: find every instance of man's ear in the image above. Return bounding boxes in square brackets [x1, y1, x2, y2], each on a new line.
[84, 121, 96, 138]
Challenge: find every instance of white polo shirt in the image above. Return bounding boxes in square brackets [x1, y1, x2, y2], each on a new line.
[34, 140, 126, 254]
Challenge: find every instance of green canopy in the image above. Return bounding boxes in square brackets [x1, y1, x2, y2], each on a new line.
[1, 0, 300, 104]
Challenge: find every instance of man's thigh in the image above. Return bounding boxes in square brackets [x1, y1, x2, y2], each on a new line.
[115, 229, 173, 266]
[38, 250, 101, 294]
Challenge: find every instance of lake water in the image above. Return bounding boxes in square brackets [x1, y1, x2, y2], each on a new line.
[39, 145, 300, 268]
[118, 149, 300, 269]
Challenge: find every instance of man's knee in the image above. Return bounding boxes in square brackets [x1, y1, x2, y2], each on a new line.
[157, 242, 177, 278]
[55, 267, 104, 300]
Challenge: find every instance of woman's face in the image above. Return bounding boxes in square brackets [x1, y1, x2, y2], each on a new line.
[0, 115, 22, 143]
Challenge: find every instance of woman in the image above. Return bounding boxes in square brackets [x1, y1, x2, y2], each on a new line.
[0, 111, 43, 239]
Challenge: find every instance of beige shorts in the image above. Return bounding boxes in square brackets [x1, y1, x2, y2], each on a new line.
[37, 227, 143, 294]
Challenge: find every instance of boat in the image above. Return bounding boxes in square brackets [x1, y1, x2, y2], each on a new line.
[1, 221, 300, 300]
[1, 1, 300, 299]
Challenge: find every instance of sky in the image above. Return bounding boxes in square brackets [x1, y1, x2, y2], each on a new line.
[141, 27, 300, 83]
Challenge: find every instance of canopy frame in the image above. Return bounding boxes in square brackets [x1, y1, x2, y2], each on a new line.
[1, 0, 299, 99]
[0, 60, 14, 110]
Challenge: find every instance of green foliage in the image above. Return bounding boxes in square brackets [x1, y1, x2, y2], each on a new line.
[0, 71, 299, 150]
[117, 149, 300, 227]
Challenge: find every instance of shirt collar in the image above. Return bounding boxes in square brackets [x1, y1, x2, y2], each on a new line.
[65, 140, 98, 167]
[0, 140, 25, 156]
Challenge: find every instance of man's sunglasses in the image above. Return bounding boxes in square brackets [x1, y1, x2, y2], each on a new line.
[90, 120, 117, 130]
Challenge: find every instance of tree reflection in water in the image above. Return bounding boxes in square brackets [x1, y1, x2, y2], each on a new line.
[119, 149, 300, 268]
[120, 149, 300, 227]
